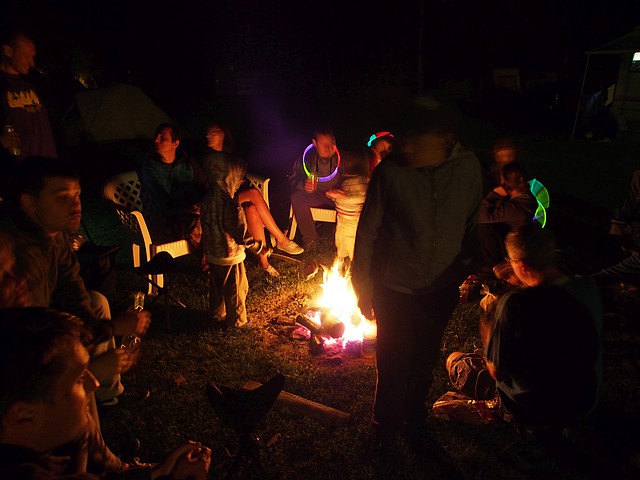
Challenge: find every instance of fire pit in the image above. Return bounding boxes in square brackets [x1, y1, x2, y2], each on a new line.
[292, 258, 377, 357]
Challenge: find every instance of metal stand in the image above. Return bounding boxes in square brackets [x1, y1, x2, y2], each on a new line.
[134, 252, 187, 330]
[207, 373, 285, 480]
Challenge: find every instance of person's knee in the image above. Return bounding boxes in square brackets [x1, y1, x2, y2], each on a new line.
[446, 351, 466, 372]
[88, 290, 111, 320]
[240, 187, 260, 204]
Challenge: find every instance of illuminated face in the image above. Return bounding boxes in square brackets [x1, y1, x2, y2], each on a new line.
[494, 148, 515, 165]
[154, 126, 179, 161]
[3, 34, 36, 75]
[22, 177, 82, 235]
[0, 243, 28, 307]
[312, 133, 336, 159]
[35, 341, 98, 450]
[206, 125, 225, 152]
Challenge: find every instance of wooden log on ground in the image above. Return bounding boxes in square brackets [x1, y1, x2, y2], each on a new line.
[242, 380, 352, 427]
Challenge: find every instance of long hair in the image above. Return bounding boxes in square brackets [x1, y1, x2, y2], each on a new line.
[206, 120, 235, 154]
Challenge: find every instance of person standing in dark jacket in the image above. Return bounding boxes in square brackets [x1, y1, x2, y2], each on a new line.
[352, 93, 482, 468]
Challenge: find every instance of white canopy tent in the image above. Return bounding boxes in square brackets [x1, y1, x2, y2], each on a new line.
[572, 27, 640, 141]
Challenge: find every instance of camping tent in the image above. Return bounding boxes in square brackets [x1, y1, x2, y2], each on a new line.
[572, 27, 640, 141]
[64, 83, 174, 145]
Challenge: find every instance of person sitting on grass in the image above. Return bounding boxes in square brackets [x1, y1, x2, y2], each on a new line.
[447, 225, 603, 449]
[478, 161, 538, 272]
[0, 232, 135, 472]
[0, 307, 212, 480]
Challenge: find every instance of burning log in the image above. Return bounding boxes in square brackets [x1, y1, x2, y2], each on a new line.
[309, 333, 324, 355]
[295, 313, 322, 335]
[295, 313, 345, 339]
[242, 380, 352, 427]
[320, 312, 346, 338]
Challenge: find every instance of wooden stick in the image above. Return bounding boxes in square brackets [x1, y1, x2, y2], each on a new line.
[242, 380, 352, 427]
[270, 252, 305, 264]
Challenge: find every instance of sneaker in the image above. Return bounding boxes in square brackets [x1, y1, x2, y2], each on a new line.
[98, 388, 150, 408]
[263, 265, 280, 277]
[276, 240, 304, 255]
[303, 240, 316, 252]
[112, 388, 150, 406]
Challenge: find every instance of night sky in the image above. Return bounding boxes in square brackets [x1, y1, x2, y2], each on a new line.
[3, 0, 640, 149]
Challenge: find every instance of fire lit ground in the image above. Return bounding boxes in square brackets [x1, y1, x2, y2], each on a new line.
[82, 173, 640, 479]
[68, 124, 640, 478]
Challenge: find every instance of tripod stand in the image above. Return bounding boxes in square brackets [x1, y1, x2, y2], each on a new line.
[207, 373, 285, 479]
[134, 252, 187, 330]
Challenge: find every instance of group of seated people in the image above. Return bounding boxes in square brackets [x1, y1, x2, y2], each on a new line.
[0, 159, 213, 478]
[0, 122, 396, 478]
[0, 110, 636, 478]
[139, 121, 396, 327]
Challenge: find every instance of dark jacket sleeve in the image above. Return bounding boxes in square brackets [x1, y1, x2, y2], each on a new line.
[51, 235, 113, 343]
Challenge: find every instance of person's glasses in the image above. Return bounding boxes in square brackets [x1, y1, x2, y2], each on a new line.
[504, 256, 522, 264]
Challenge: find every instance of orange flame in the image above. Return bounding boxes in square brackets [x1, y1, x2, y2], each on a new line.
[307, 258, 376, 348]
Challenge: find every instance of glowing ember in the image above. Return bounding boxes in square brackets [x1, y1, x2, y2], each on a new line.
[303, 258, 377, 350]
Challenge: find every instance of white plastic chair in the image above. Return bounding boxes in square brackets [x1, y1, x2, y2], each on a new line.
[287, 205, 337, 242]
[101, 170, 191, 295]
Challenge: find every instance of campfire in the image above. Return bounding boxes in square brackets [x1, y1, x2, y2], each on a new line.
[294, 258, 377, 356]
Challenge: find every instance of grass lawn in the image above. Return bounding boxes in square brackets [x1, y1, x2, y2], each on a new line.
[76, 119, 640, 479]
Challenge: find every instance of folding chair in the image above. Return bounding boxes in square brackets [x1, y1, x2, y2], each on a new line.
[101, 170, 191, 295]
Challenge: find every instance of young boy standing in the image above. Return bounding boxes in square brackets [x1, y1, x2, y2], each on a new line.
[200, 154, 263, 329]
[326, 149, 370, 264]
